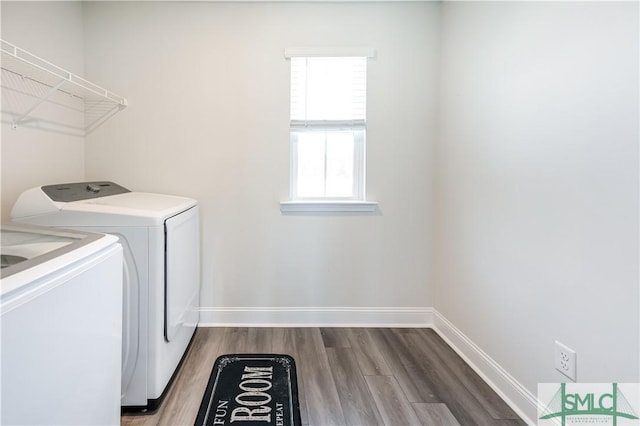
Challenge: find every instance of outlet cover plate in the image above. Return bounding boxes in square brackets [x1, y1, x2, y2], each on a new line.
[555, 340, 576, 381]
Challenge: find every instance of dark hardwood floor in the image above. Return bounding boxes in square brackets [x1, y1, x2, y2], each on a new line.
[122, 327, 526, 426]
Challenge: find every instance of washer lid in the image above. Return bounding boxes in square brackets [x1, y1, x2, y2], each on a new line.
[0, 223, 117, 295]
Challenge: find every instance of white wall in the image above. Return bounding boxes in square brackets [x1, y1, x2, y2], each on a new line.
[1, 2, 85, 220]
[435, 1, 639, 421]
[82, 1, 438, 323]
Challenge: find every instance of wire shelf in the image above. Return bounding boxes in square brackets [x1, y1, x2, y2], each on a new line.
[0, 39, 127, 135]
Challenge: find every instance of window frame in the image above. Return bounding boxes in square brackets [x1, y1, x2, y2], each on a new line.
[282, 48, 377, 213]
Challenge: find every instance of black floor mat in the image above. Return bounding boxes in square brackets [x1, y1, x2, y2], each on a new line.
[195, 354, 301, 426]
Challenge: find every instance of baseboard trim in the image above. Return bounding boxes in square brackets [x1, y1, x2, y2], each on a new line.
[432, 309, 537, 425]
[198, 306, 433, 327]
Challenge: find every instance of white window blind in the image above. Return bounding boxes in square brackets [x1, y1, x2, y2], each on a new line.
[290, 57, 367, 129]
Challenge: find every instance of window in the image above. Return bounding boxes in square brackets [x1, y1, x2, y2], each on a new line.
[288, 54, 369, 203]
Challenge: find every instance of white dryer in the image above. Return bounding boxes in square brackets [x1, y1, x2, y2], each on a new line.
[11, 181, 201, 412]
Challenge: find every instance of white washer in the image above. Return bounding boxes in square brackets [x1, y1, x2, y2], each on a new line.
[11, 181, 201, 412]
[1, 223, 123, 425]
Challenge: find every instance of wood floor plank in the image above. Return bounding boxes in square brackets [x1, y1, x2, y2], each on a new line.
[365, 375, 422, 426]
[367, 328, 431, 403]
[326, 347, 384, 426]
[219, 327, 249, 353]
[417, 328, 523, 420]
[120, 413, 159, 426]
[494, 419, 530, 426]
[320, 327, 351, 348]
[400, 330, 497, 425]
[346, 328, 392, 376]
[293, 328, 346, 426]
[247, 327, 274, 352]
[413, 402, 461, 426]
[376, 329, 441, 403]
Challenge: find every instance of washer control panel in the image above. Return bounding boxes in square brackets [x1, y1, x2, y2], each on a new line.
[42, 181, 131, 202]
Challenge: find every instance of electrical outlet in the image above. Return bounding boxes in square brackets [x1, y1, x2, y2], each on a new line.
[555, 340, 576, 381]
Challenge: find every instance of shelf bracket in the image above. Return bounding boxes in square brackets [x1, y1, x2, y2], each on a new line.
[12, 78, 68, 129]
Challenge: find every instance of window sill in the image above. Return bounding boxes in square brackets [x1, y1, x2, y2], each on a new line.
[280, 200, 378, 214]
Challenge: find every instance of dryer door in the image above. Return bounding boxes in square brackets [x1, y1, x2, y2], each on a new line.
[164, 206, 200, 342]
